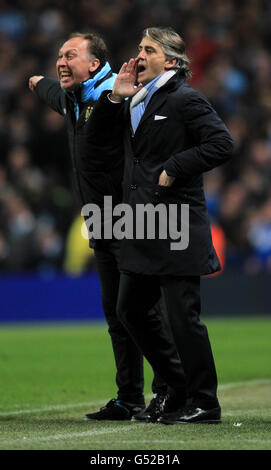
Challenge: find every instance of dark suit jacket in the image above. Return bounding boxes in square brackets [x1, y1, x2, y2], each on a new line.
[94, 72, 234, 275]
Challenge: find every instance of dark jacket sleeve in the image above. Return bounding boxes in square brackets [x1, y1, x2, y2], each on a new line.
[88, 90, 125, 156]
[163, 89, 234, 178]
[89, 90, 125, 137]
[35, 78, 64, 115]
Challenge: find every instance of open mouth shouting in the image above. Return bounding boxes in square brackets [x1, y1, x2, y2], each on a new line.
[58, 69, 73, 87]
[137, 63, 146, 81]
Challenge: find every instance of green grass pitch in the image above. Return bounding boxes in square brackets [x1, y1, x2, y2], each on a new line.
[0, 317, 270, 450]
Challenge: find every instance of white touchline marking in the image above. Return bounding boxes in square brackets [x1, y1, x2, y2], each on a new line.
[0, 424, 142, 446]
[0, 378, 270, 417]
[0, 399, 107, 417]
[2, 431, 270, 447]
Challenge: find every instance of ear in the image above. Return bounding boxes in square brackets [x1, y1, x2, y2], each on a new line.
[165, 58, 177, 70]
[89, 58, 101, 73]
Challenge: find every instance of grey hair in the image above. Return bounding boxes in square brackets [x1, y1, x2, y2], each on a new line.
[142, 27, 192, 79]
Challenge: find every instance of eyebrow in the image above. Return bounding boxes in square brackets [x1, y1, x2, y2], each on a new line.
[138, 44, 156, 52]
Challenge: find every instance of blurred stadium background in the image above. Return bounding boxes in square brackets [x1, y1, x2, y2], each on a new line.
[1, 0, 271, 321]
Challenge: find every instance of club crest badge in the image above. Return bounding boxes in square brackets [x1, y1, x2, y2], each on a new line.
[85, 106, 93, 122]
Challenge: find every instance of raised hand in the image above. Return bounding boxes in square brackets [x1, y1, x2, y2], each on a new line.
[110, 58, 144, 102]
[29, 75, 44, 92]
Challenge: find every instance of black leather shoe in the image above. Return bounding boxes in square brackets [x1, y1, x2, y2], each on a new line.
[132, 393, 168, 422]
[133, 392, 186, 423]
[158, 405, 221, 424]
[85, 399, 145, 421]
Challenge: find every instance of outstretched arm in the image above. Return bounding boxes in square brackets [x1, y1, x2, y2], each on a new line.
[28, 76, 64, 115]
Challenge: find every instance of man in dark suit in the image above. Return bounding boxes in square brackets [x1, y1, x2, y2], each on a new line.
[92, 27, 234, 423]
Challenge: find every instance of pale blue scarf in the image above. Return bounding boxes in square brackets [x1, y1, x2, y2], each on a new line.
[130, 70, 176, 133]
[69, 62, 116, 120]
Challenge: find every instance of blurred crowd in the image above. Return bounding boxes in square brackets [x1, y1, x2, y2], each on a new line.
[1, 0, 271, 275]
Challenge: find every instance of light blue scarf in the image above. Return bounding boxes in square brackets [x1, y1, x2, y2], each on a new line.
[69, 61, 117, 120]
[130, 70, 176, 133]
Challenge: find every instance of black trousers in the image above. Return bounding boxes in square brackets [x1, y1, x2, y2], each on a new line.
[94, 240, 180, 402]
[117, 272, 219, 409]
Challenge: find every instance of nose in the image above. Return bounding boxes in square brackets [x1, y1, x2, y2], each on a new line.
[57, 56, 67, 67]
[137, 49, 145, 60]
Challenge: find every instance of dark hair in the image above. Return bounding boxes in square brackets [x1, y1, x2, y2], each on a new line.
[69, 32, 108, 68]
[142, 27, 192, 79]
